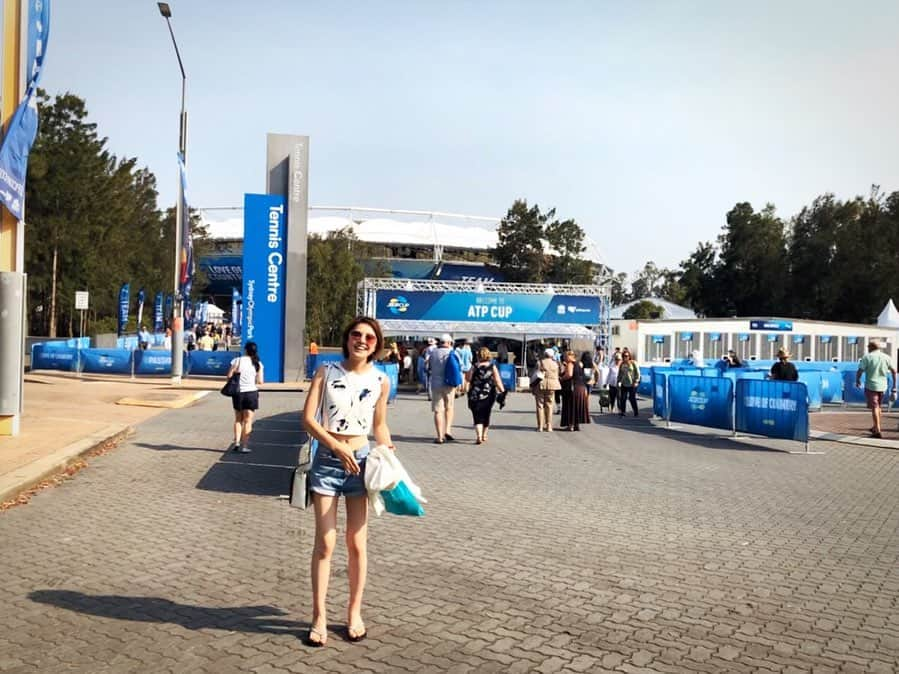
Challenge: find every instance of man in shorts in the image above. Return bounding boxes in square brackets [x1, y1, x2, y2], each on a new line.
[856, 341, 896, 439]
[428, 334, 456, 444]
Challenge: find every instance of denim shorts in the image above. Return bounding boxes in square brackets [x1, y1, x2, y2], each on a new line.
[310, 443, 369, 498]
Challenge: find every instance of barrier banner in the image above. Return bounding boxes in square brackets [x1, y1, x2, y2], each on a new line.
[80, 348, 133, 374]
[796, 371, 823, 410]
[187, 350, 234, 376]
[134, 350, 172, 374]
[652, 370, 669, 418]
[637, 367, 653, 396]
[667, 375, 734, 430]
[819, 371, 843, 404]
[243, 193, 286, 381]
[374, 362, 399, 403]
[735, 379, 809, 442]
[497, 363, 516, 393]
[842, 371, 896, 405]
[30, 344, 77, 371]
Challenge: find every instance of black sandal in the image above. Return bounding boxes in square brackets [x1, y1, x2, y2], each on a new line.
[347, 623, 367, 643]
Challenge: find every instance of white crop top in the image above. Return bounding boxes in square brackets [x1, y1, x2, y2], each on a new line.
[321, 363, 385, 435]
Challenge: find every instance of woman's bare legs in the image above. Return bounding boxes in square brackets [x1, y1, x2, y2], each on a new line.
[310, 494, 339, 643]
[239, 409, 255, 448]
[534, 393, 545, 430]
[232, 410, 242, 446]
[474, 422, 484, 442]
[345, 494, 369, 636]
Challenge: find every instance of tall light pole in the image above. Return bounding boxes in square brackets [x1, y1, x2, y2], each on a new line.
[158, 2, 186, 383]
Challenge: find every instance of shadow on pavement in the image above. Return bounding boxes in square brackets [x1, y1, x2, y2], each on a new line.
[195, 410, 302, 497]
[29, 590, 304, 636]
[134, 442, 227, 453]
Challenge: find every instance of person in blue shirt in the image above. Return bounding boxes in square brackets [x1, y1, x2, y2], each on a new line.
[455, 339, 473, 394]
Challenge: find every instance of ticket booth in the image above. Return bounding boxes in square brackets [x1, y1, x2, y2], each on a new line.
[842, 336, 861, 362]
[791, 334, 810, 360]
[762, 333, 782, 359]
[817, 335, 834, 361]
[732, 333, 752, 361]
[644, 334, 671, 362]
[676, 331, 695, 359]
[703, 332, 723, 360]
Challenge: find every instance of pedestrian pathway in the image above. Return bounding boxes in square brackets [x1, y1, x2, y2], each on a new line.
[1, 388, 898, 672]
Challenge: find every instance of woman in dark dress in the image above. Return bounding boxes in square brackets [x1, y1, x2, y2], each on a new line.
[465, 346, 506, 444]
[571, 352, 593, 430]
[559, 351, 576, 430]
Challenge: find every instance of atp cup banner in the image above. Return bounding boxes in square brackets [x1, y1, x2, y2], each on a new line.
[242, 194, 286, 381]
[374, 291, 600, 324]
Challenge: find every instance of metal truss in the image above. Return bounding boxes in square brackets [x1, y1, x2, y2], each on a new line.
[357, 278, 612, 348]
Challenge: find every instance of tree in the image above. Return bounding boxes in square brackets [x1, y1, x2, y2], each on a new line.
[676, 242, 721, 317]
[492, 199, 551, 282]
[306, 228, 365, 345]
[545, 218, 593, 284]
[622, 300, 664, 319]
[716, 202, 787, 316]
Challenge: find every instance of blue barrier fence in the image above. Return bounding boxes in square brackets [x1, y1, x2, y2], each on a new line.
[735, 379, 809, 442]
[30, 344, 79, 371]
[374, 362, 399, 403]
[497, 363, 516, 393]
[667, 375, 734, 431]
[652, 370, 669, 419]
[79, 348, 132, 374]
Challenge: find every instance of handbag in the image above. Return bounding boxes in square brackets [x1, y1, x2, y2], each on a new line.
[290, 364, 328, 509]
[220, 371, 240, 397]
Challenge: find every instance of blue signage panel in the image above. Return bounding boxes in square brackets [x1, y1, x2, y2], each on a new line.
[750, 320, 793, 331]
[667, 375, 734, 430]
[135, 350, 172, 374]
[651, 335, 665, 344]
[80, 349, 133, 374]
[735, 379, 809, 442]
[187, 350, 235, 375]
[242, 194, 286, 381]
[651, 369, 669, 418]
[30, 344, 78, 371]
[373, 290, 600, 324]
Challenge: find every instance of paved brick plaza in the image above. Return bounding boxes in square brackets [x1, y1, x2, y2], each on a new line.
[1, 390, 898, 673]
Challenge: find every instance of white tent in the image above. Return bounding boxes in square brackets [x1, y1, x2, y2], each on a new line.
[205, 303, 225, 321]
[877, 299, 899, 328]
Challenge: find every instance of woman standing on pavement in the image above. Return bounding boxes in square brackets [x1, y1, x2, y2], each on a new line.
[465, 346, 505, 444]
[617, 351, 641, 417]
[559, 351, 577, 430]
[225, 341, 264, 452]
[607, 352, 622, 414]
[570, 352, 593, 431]
[302, 316, 393, 647]
[532, 348, 561, 431]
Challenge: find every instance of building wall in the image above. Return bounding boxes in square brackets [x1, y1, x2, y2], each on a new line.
[611, 317, 898, 364]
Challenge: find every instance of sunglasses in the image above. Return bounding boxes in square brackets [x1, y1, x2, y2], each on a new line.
[349, 329, 377, 345]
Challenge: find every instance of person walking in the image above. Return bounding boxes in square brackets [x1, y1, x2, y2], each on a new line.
[617, 351, 640, 417]
[770, 348, 799, 381]
[465, 347, 505, 444]
[428, 334, 458, 443]
[225, 341, 264, 452]
[559, 350, 577, 430]
[302, 316, 393, 647]
[455, 339, 473, 395]
[855, 341, 896, 439]
[532, 348, 561, 431]
[570, 352, 593, 430]
[607, 352, 622, 414]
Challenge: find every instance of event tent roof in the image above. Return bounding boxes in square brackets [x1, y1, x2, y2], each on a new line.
[877, 299, 899, 328]
[609, 297, 696, 319]
[378, 319, 596, 339]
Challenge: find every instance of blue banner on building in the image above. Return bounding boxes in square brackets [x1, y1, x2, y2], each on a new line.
[735, 379, 809, 442]
[750, 319, 793, 331]
[0, 0, 51, 219]
[667, 375, 734, 431]
[117, 283, 130, 336]
[373, 290, 600, 324]
[243, 193, 286, 381]
[154, 292, 164, 332]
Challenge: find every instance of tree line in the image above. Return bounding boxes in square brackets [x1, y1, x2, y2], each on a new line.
[24, 91, 897, 340]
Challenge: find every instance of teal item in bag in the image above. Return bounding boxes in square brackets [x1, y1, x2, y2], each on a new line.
[381, 480, 425, 516]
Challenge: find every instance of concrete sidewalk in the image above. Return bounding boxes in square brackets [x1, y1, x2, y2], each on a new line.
[0, 371, 306, 505]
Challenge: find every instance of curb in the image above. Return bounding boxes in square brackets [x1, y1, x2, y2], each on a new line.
[810, 429, 899, 450]
[0, 424, 134, 505]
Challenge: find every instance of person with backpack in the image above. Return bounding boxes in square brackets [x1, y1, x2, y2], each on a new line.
[465, 346, 506, 444]
[428, 333, 461, 443]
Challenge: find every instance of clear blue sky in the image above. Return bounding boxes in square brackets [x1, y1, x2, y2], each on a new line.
[39, 1, 899, 276]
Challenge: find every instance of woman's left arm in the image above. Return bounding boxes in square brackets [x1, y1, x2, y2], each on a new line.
[372, 376, 393, 449]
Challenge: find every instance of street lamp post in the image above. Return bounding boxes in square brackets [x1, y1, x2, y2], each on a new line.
[158, 2, 187, 383]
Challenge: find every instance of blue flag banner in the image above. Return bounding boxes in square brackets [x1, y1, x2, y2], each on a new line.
[177, 152, 194, 298]
[184, 297, 193, 329]
[231, 287, 241, 337]
[136, 288, 145, 328]
[197, 301, 208, 327]
[0, 0, 51, 219]
[117, 283, 130, 337]
[164, 294, 173, 322]
[667, 375, 734, 431]
[154, 292, 164, 332]
[243, 193, 286, 381]
[735, 379, 809, 442]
